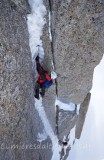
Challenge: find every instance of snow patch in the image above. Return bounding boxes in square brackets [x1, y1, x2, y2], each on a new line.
[37, 130, 48, 142]
[76, 104, 80, 115]
[27, 0, 46, 59]
[35, 97, 61, 160]
[55, 98, 76, 111]
[48, 11, 52, 41]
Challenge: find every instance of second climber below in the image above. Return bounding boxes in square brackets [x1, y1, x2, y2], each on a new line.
[35, 55, 57, 99]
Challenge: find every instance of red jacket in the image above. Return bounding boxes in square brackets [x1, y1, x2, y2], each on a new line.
[36, 60, 52, 84]
[38, 72, 52, 83]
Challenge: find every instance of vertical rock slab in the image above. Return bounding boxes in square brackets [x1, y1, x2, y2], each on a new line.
[0, 1, 39, 159]
[75, 93, 91, 139]
[57, 106, 78, 141]
[42, 0, 58, 135]
[42, 0, 54, 72]
[42, 84, 56, 132]
[51, 0, 104, 104]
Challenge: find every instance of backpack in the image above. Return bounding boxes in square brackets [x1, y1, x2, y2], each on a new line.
[38, 71, 52, 84]
[42, 80, 53, 88]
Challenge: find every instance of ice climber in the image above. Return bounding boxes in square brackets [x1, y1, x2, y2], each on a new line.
[35, 56, 57, 99]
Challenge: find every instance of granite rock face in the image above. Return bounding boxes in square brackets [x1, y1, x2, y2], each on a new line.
[0, 0, 34, 159]
[0, 1, 52, 160]
[43, 0, 104, 104]
[75, 93, 91, 139]
[41, 1, 104, 158]
[57, 106, 78, 141]
[55, 93, 91, 142]
[1, 0, 104, 160]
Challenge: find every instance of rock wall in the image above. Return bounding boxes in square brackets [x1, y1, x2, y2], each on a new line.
[41, 1, 104, 158]
[75, 93, 91, 139]
[43, 0, 104, 104]
[0, 1, 54, 159]
[1, 0, 104, 160]
[0, 1, 37, 159]
[57, 106, 77, 141]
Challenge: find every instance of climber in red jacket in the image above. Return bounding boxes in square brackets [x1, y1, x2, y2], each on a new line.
[35, 56, 57, 99]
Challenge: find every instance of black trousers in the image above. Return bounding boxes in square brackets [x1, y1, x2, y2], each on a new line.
[35, 58, 46, 99]
[35, 82, 45, 99]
